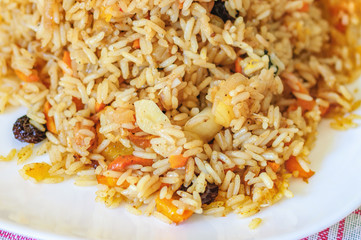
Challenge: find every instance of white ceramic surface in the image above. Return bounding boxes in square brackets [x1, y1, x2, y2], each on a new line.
[1, 80, 361, 240]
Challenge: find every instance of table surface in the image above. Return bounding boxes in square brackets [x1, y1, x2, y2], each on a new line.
[1, 206, 360, 240]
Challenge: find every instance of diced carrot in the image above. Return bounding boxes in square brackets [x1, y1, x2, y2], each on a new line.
[96, 175, 118, 187]
[291, 80, 308, 94]
[319, 103, 330, 117]
[285, 156, 314, 179]
[44, 101, 57, 134]
[132, 39, 140, 49]
[128, 127, 142, 134]
[297, 98, 316, 111]
[235, 57, 243, 74]
[63, 51, 72, 69]
[108, 155, 153, 171]
[299, 2, 309, 12]
[169, 155, 189, 169]
[155, 196, 193, 224]
[285, 77, 316, 112]
[329, 6, 348, 33]
[178, 1, 184, 9]
[95, 102, 106, 113]
[15, 69, 40, 83]
[287, 103, 299, 113]
[96, 175, 130, 188]
[225, 166, 238, 172]
[72, 97, 84, 111]
[128, 133, 155, 149]
[160, 183, 170, 188]
[268, 162, 280, 172]
[335, 21, 346, 33]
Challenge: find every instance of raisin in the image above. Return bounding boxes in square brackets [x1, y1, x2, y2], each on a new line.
[178, 184, 188, 192]
[200, 183, 219, 205]
[90, 160, 99, 169]
[211, 0, 234, 23]
[13, 115, 46, 144]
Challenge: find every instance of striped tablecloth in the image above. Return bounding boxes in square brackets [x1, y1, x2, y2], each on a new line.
[1, 207, 360, 240]
[301, 207, 361, 240]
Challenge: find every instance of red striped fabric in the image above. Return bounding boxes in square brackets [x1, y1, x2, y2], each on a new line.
[317, 227, 330, 240]
[1, 207, 360, 240]
[336, 219, 346, 240]
[0, 230, 35, 240]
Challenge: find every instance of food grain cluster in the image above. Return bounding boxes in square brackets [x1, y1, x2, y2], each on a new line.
[0, 0, 360, 224]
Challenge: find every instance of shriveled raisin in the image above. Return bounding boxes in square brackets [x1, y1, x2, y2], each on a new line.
[200, 183, 219, 205]
[178, 184, 188, 192]
[90, 160, 99, 169]
[13, 115, 46, 144]
[211, 0, 234, 23]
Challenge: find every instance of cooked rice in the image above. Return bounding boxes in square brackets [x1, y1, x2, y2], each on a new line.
[249, 218, 262, 230]
[0, 149, 17, 162]
[0, 0, 360, 225]
[17, 144, 34, 164]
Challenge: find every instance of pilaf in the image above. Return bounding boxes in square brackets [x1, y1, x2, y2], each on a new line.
[0, 0, 360, 224]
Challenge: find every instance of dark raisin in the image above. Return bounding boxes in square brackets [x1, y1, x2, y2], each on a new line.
[13, 115, 46, 144]
[90, 160, 99, 169]
[85, 160, 99, 169]
[200, 183, 219, 205]
[178, 184, 188, 192]
[211, 0, 234, 23]
[240, 53, 248, 59]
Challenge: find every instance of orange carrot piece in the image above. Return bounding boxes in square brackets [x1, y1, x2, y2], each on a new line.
[169, 154, 189, 169]
[287, 103, 299, 113]
[96, 175, 130, 188]
[335, 21, 347, 33]
[63, 51, 72, 68]
[72, 97, 84, 111]
[128, 127, 142, 134]
[155, 196, 193, 224]
[132, 39, 140, 49]
[108, 155, 153, 171]
[299, 2, 309, 12]
[235, 57, 243, 74]
[292, 80, 308, 94]
[297, 98, 316, 111]
[225, 166, 238, 172]
[268, 162, 280, 172]
[285, 156, 314, 179]
[178, 1, 184, 9]
[15, 69, 40, 83]
[44, 101, 57, 134]
[96, 175, 118, 187]
[128, 134, 155, 149]
[319, 104, 330, 116]
[160, 182, 170, 188]
[286, 79, 316, 112]
[95, 102, 106, 113]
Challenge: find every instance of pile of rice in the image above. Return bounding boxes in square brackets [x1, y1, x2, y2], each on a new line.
[0, 0, 360, 224]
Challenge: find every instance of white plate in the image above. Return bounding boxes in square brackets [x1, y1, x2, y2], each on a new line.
[1, 79, 361, 240]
